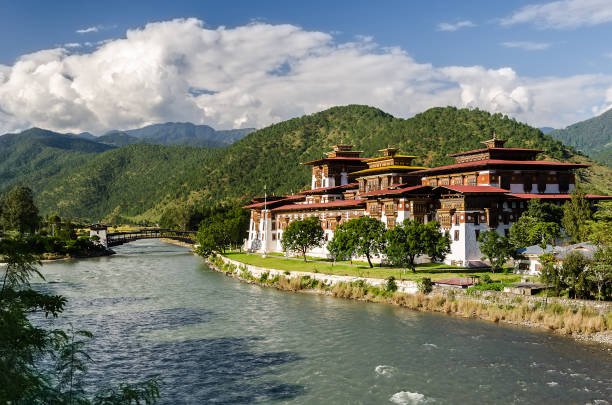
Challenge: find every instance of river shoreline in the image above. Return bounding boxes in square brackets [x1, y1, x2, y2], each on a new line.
[206, 254, 612, 348]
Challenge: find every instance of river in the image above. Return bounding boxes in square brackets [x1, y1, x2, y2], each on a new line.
[35, 239, 611, 404]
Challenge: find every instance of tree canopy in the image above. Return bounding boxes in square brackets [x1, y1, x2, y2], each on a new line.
[327, 216, 386, 268]
[384, 220, 450, 272]
[0, 186, 40, 234]
[281, 217, 325, 262]
[562, 189, 592, 243]
[478, 230, 515, 272]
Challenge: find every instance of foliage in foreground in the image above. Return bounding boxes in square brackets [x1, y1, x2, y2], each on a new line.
[0, 236, 160, 404]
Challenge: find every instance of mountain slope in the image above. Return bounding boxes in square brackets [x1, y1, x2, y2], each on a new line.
[548, 109, 612, 167]
[108, 122, 255, 147]
[31, 105, 612, 223]
[0, 128, 114, 193]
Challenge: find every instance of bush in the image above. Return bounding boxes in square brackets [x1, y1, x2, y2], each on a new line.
[384, 276, 398, 293]
[417, 277, 433, 294]
[481, 274, 492, 283]
[466, 283, 504, 293]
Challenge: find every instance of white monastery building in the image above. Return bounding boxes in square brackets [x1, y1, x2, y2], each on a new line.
[244, 136, 611, 267]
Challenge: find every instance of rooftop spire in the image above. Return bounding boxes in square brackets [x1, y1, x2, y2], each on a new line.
[482, 131, 506, 149]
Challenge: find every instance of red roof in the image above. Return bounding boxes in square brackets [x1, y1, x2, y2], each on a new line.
[359, 185, 430, 197]
[434, 278, 475, 286]
[298, 183, 359, 194]
[271, 199, 366, 212]
[300, 157, 368, 165]
[413, 159, 589, 174]
[435, 185, 509, 194]
[448, 147, 543, 157]
[242, 195, 304, 209]
[510, 193, 612, 200]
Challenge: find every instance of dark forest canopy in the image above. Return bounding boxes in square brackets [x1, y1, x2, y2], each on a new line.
[2, 105, 611, 223]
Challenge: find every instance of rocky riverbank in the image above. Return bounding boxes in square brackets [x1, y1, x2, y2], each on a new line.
[208, 254, 612, 348]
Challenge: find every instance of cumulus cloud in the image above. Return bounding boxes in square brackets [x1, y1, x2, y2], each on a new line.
[501, 41, 551, 50]
[501, 0, 612, 29]
[1, 17, 611, 134]
[437, 20, 476, 32]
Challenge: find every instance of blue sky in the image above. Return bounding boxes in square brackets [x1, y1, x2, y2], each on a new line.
[1, 0, 612, 133]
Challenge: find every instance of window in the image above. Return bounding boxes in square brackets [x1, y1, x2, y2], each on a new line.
[523, 176, 533, 193]
[475, 229, 480, 240]
[454, 230, 460, 241]
[537, 175, 547, 193]
[504, 228, 509, 237]
[474, 214, 479, 225]
[500, 175, 511, 190]
[454, 215, 460, 225]
[272, 233, 276, 241]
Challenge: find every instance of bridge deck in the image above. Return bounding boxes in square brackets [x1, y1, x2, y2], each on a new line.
[107, 228, 197, 247]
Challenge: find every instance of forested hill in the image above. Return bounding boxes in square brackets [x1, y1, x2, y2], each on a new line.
[548, 108, 612, 168]
[7, 105, 612, 223]
[153, 105, 608, 214]
[0, 128, 114, 192]
[104, 122, 255, 147]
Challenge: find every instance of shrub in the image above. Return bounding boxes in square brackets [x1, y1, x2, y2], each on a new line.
[481, 274, 492, 283]
[417, 277, 433, 294]
[384, 276, 398, 293]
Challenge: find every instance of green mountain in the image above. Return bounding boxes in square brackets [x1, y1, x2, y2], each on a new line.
[20, 105, 611, 223]
[96, 132, 142, 147]
[106, 122, 255, 148]
[0, 128, 114, 193]
[548, 109, 612, 167]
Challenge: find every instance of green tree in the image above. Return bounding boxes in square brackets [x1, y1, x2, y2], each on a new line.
[281, 217, 325, 262]
[587, 201, 612, 246]
[423, 221, 451, 262]
[560, 251, 589, 299]
[509, 216, 560, 248]
[539, 253, 562, 296]
[327, 216, 386, 268]
[562, 189, 592, 243]
[588, 247, 612, 300]
[523, 198, 563, 225]
[477, 230, 515, 272]
[384, 220, 446, 273]
[196, 207, 249, 256]
[0, 186, 40, 235]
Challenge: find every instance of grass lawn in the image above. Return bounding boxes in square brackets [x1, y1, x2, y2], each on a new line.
[224, 253, 531, 283]
[253, 252, 463, 269]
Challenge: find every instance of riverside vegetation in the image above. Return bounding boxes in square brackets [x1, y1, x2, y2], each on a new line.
[207, 255, 612, 339]
[0, 192, 160, 403]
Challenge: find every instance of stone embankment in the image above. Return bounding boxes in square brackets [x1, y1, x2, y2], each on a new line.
[220, 255, 419, 293]
[209, 254, 612, 348]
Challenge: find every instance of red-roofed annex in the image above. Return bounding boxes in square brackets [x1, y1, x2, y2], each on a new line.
[244, 135, 609, 267]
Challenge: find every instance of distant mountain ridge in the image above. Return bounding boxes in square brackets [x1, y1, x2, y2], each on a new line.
[548, 109, 612, 167]
[102, 122, 255, 147]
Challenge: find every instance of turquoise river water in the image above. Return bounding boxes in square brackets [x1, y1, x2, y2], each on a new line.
[34, 239, 611, 404]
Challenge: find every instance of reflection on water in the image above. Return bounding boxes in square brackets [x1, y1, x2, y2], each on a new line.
[35, 240, 612, 404]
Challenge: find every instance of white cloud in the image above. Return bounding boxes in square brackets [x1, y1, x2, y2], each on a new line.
[63, 42, 82, 48]
[76, 26, 99, 34]
[501, 0, 612, 29]
[437, 20, 476, 32]
[0, 17, 611, 134]
[501, 41, 551, 50]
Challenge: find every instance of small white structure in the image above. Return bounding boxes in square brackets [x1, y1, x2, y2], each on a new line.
[89, 223, 108, 248]
[515, 242, 597, 275]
